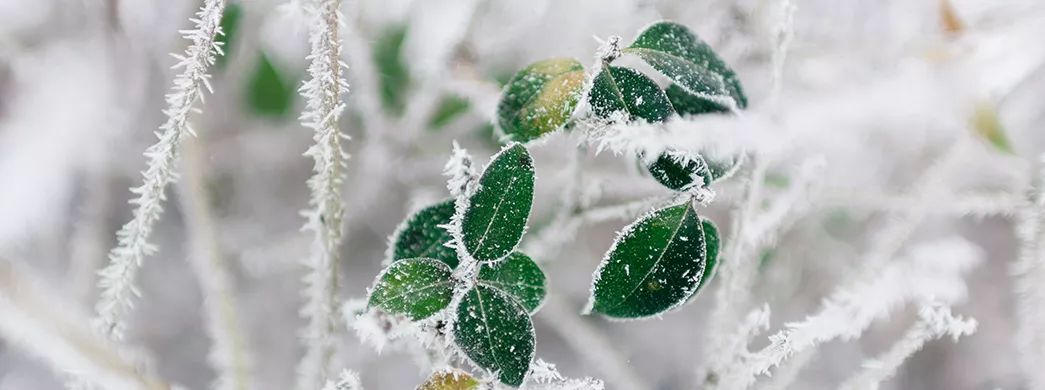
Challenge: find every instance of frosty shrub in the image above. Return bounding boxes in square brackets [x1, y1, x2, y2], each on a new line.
[360, 21, 738, 387]
[5, 1, 1044, 389]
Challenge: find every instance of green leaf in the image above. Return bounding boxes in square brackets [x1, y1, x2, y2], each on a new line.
[215, 3, 242, 69]
[390, 199, 459, 268]
[666, 83, 730, 116]
[429, 95, 471, 130]
[588, 66, 674, 123]
[461, 144, 535, 262]
[368, 258, 454, 320]
[417, 369, 479, 390]
[453, 285, 535, 387]
[247, 53, 295, 118]
[478, 252, 546, 313]
[696, 217, 719, 292]
[374, 24, 411, 116]
[497, 58, 586, 142]
[646, 152, 713, 191]
[625, 21, 747, 109]
[588, 202, 707, 318]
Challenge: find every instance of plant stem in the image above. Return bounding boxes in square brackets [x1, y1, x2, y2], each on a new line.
[93, 0, 226, 340]
[294, 0, 350, 388]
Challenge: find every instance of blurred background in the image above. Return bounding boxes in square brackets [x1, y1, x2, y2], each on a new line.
[1, 0, 1044, 388]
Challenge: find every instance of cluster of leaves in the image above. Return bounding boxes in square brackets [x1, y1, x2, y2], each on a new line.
[367, 145, 544, 387]
[496, 21, 743, 319]
[363, 20, 744, 387]
[497, 21, 746, 192]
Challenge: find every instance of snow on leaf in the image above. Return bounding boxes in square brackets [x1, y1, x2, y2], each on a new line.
[588, 66, 674, 124]
[368, 258, 454, 321]
[477, 252, 547, 314]
[587, 202, 708, 319]
[497, 58, 586, 143]
[416, 368, 479, 390]
[646, 151, 713, 191]
[461, 144, 535, 262]
[624, 21, 747, 109]
[452, 285, 535, 387]
[666, 83, 730, 116]
[390, 199, 459, 267]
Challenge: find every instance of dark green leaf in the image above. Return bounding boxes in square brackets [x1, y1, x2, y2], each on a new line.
[588, 66, 674, 123]
[390, 199, 458, 268]
[666, 83, 730, 116]
[453, 285, 535, 387]
[497, 58, 585, 142]
[247, 53, 295, 118]
[588, 202, 707, 318]
[368, 258, 454, 320]
[215, 3, 242, 69]
[417, 369, 479, 390]
[696, 217, 719, 293]
[429, 95, 471, 130]
[625, 21, 747, 109]
[478, 252, 546, 313]
[374, 24, 410, 116]
[461, 144, 535, 262]
[646, 152, 713, 191]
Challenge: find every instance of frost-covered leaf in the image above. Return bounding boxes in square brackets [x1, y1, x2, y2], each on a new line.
[247, 52, 295, 118]
[693, 217, 719, 297]
[646, 152, 713, 191]
[417, 369, 479, 390]
[588, 202, 707, 318]
[624, 21, 747, 109]
[497, 58, 585, 142]
[478, 252, 546, 313]
[215, 3, 242, 69]
[375, 24, 411, 116]
[453, 285, 535, 387]
[588, 66, 674, 123]
[391, 199, 458, 267]
[666, 83, 730, 116]
[368, 258, 454, 320]
[461, 144, 535, 262]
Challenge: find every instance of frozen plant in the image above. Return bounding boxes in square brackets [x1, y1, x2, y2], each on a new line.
[2, 1, 1044, 389]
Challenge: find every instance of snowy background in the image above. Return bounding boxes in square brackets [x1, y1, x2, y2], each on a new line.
[1, 0, 1045, 389]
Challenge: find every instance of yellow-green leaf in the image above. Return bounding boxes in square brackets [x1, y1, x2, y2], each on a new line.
[497, 58, 586, 142]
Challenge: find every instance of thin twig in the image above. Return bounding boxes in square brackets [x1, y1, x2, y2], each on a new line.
[94, 0, 226, 340]
[294, 0, 351, 388]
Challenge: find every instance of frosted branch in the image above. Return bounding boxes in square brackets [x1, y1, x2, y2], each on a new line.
[294, 0, 351, 388]
[94, 0, 226, 340]
[838, 303, 976, 390]
[715, 238, 981, 389]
